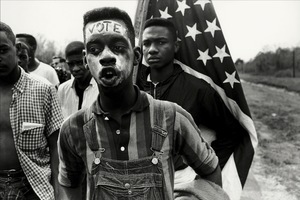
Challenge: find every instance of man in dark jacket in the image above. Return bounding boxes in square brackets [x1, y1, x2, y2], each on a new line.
[137, 18, 246, 175]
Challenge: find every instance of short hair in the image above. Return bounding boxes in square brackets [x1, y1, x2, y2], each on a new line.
[65, 41, 84, 58]
[16, 33, 37, 51]
[143, 18, 177, 41]
[0, 21, 16, 45]
[83, 7, 135, 46]
[16, 41, 31, 52]
[52, 56, 66, 63]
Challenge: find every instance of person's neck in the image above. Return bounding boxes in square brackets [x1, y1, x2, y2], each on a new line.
[99, 81, 136, 119]
[75, 74, 92, 90]
[0, 66, 21, 87]
[150, 62, 174, 83]
[27, 57, 39, 72]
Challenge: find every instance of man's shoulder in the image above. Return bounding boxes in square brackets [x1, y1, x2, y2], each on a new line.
[39, 61, 53, 68]
[145, 92, 179, 113]
[26, 72, 54, 90]
[63, 105, 93, 125]
[38, 61, 56, 73]
[58, 79, 73, 91]
[28, 73, 52, 85]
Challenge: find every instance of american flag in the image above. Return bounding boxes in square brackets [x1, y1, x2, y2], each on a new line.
[134, 0, 258, 199]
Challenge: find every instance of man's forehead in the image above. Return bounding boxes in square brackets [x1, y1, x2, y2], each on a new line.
[18, 49, 28, 54]
[84, 20, 128, 39]
[16, 37, 27, 42]
[67, 54, 83, 61]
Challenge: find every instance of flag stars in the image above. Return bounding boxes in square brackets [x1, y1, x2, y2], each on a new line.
[176, 0, 190, 16]
[194, 0, 211, 10]
[223, 71, 240, 88]
[205, 18, 221, 37]
[197, 49, 212, 65]
[213, 45, 230, 63]
[185, 23, 201, 41]
[159, 7, 172, 19]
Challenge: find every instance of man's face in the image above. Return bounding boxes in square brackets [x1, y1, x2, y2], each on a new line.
[16, 37, 34, 58]
[66, 54, 90, 81]
[84, 19, 137, 87]
[142, 26, 178, 69]
[17, 48, 29, 71]
[51, 58, 61, 68]
[0, 31, 18, 77]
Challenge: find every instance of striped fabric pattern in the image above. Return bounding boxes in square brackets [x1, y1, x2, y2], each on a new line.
[10, 68, 63, 200]
[58, 88, 218, 199]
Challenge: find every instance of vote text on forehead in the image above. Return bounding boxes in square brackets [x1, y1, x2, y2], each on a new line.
[85, 20, 128, 38]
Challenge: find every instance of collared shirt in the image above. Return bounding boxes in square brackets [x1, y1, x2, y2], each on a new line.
[57, 78, 98, 120]
[58, 86, 218, 199]
[10, 68, 63, 200]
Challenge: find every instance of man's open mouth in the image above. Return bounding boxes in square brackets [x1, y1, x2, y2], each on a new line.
[101, 67, 117, 79]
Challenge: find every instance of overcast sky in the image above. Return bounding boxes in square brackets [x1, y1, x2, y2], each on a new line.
[1, 0, 300, 62]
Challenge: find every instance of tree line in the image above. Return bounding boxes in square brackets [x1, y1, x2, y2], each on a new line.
[235, 47, 300, 78]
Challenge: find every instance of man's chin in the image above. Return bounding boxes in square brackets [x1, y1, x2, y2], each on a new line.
[100, 77, 120, 87]
[147, 63, 163, 69]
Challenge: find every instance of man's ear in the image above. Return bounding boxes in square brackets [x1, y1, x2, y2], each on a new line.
[16, 43, 21, 51]
[133, 46, 141, 66]
[82, 49, 88, 69]
[174, 40, 180, 53]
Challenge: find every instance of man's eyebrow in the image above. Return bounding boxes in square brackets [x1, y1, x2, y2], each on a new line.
[0, 44, 9, 47]
[110, 36, 130, 45]
[86, 37, 101, 45]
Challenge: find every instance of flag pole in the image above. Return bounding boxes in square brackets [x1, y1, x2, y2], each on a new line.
[133, 0, 149, 84]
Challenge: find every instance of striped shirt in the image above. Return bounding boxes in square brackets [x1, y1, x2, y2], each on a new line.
[10, 68, 63, 200]
[58, 86, 218, 199]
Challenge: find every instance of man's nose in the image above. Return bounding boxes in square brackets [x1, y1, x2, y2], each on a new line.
[72, 65, 81, 72]
[99, 47, 116, 66]
[148, 43, 158, 54]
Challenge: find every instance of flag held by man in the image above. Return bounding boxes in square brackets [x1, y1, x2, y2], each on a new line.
[134, 0, 258, 199]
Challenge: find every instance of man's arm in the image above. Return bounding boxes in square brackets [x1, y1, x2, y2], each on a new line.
[48, 129, 60, 199]
[201, 165, 222, 187]
[200, 90, 246, 169]
[57, 118, 85, 200]
[174, 105, 222, 186]
[60, 185, 82, 200]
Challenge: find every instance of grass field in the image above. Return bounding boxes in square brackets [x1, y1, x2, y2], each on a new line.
[239, 73, 300, 94]
[240, 73, 300, 199]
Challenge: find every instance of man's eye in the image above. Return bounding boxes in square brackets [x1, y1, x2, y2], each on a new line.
[0, 49, 8, 54]
[89, 46, 101, 54]
[113, 45, 125, 52]
[143, 42, 150, 47]
[19, 55, 28, 60]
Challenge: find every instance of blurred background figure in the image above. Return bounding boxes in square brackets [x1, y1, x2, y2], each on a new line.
[51, 56, 71, 84]
[16, 33, 60, 87]
[16, 41, 51, 85]
[16, 41, 30, 72]
[57, 41, 98, 120]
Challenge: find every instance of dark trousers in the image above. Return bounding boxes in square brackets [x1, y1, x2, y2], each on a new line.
[0, 169, 39, 200]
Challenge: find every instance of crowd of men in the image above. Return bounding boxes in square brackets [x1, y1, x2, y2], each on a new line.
[0, 6, 250, 200]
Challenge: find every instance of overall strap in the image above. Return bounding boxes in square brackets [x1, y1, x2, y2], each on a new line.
[151, 99, 169, 154]
[82, 107, 105, 172]
[83, 107, 100, 151]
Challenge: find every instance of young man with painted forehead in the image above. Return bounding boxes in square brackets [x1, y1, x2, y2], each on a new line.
[57, 7, 221, 200]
